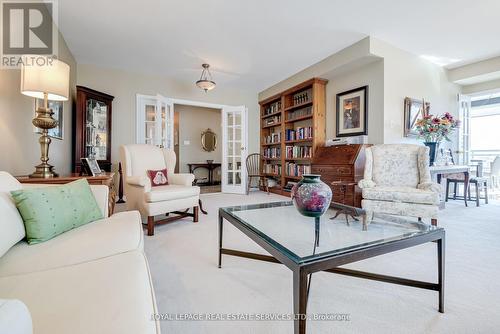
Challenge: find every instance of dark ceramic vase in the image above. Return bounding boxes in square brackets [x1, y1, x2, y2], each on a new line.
[424, 142, 438, 166]
[291, 174, 332, 218]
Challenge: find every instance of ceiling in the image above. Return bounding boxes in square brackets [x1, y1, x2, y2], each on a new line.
[58, 0, 500, 92]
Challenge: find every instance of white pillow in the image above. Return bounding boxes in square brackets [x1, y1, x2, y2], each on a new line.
[0, 299, 33, 334]
[0, 172, 26, 258]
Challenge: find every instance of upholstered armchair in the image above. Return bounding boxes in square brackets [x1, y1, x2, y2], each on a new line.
[120, 144, 204, 236]
[358, 144, 440, 226]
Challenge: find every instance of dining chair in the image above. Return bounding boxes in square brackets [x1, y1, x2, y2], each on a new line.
[491, 156, 500, 189]
[446, 160, 489, 206]
[245, 153, 269, 195]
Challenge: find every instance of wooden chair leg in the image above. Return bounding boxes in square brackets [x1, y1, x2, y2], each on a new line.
[193, 206, 199, 223]
[468, 185, 471, 201]
[453, 182, 457, 200]
[475, 183, 480, 207]
[147, 216, 155, 236]
[198, 199, 208, 214]
[485, 182, 489, 204]
[445, 180, 450, 202]
[431, 218, 438, 226]
[264, 177, 269, 194]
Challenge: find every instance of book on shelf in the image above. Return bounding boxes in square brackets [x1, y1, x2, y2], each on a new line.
[264, 115, 281, 126]
[263, 163, 282, 175]
[285, 162, 311, 177]
[285, 127, 313, 141]
[263, 147, 281, 159]
[285, 145, 312, 159]
[283, 181, 298, 192]
[264, 132, 281, 144]
[287, 106, 312, 121]
[292, 89, 312, 106]
[263, 101, 281, 116]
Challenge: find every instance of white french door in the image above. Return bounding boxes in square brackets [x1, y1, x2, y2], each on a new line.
[221, 105, 247, 194]
[136, 94, 174, 149]
[156, 94, 174, 149]
[458, 94, 472, 165]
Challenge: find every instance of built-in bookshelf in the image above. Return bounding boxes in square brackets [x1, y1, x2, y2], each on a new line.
[259, 78, 327, 195]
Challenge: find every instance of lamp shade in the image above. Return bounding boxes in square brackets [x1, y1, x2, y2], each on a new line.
[20, 58, 70, 101]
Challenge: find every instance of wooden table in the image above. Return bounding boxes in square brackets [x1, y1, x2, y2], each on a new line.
[429, 165, 470, 207]
[16, 173, 116, 216]
[187, 162, 221, 186]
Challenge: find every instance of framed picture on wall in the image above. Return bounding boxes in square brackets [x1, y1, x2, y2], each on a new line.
[404, 97, 430, 137]
[33, 99, 64, 140]
[336, 86, 368, 137]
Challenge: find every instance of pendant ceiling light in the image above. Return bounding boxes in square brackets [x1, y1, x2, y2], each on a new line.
[196, 63, 216, 92]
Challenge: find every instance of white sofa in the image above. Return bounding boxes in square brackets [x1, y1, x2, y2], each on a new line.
[0, 172, 160, 334]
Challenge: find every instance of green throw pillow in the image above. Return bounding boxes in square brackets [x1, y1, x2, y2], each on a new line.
[10, 179, 104, 244]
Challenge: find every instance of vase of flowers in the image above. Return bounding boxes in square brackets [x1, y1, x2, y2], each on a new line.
[291, 175, 332, 217]
[415, 112, 460, 166]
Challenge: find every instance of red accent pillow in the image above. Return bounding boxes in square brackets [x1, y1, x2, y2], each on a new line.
[147, 169, 169, 187]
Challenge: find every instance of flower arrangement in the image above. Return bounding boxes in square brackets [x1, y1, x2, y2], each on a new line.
[415, 112, 460, 143]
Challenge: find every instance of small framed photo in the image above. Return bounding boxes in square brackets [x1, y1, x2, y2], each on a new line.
[336, 86, 368, 137]
[404, 97, 430, 137]
[34, 99, 63, 139]
[81, 158, 102, 176]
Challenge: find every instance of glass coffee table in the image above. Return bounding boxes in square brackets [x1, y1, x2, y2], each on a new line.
[218, 201, 445, 334]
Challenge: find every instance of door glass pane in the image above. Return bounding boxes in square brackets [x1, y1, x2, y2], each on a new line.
[145, 104, 156, 145]
[234, 127, 241, 141]
[228, 113, 234, 126]
[235, 172, 241, 185]
[234, 157, 241, 171]
[228, 172, 233, 185]
[86, 98, 108, 160]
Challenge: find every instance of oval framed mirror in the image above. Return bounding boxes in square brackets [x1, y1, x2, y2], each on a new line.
[201, 128, 217, 152]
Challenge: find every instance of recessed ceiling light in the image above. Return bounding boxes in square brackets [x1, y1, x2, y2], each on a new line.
[420, 55, 462, 67]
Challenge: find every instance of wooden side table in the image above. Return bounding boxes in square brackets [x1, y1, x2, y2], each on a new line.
[16, 172, 116, 216]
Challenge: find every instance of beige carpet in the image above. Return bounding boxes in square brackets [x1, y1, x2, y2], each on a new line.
[135, 192, 500, 334]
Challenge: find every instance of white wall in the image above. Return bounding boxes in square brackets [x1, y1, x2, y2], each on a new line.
[325, 60, 384, 144]
[370, 38, 462, 145]
[76, 63, 259, 171]
[176, 104, 221, 181]
[259, 36, 461, 146]
[0, 33, 77, 175]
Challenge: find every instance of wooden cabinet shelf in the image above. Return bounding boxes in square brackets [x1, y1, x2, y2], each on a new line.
[285, 138, 312, 144]
[259, 78, 327, 194]
[262, 122, 282, 128]
[261, 110, 282, 119]
[285, 114, 313, 123]
[284, 100, 313, 112]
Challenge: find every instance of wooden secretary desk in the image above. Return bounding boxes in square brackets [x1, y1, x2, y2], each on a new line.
[311, 144, 370, 207]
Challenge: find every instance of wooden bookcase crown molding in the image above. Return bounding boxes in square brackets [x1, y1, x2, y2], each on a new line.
[259, 78, 327, 195]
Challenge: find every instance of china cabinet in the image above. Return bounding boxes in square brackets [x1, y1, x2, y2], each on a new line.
[73, 86, 114, 173]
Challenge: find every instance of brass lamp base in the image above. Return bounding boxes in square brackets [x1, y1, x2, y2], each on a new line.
[30, 94, 59, 178]
[30, 164, 58, 178]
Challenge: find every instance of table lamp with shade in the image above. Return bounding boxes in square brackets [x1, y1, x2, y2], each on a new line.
[20, 58, 70, 178]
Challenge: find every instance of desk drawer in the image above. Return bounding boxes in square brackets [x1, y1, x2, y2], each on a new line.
[311, 165, 352, 176]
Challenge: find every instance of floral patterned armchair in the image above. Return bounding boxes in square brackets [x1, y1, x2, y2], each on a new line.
[358, 144, 440, 226]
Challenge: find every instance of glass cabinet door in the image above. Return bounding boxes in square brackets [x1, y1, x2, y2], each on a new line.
[85, 98, 109, 160]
